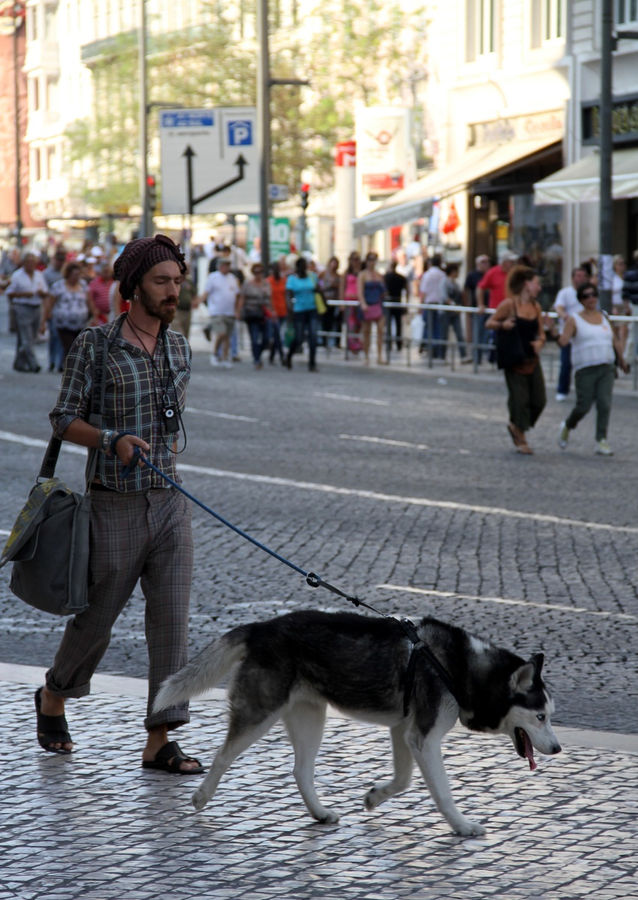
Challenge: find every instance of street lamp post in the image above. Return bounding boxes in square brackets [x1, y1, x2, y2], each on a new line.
[598, 1, 638, 312]
[257, 0, 309, 269]
[599, 0, 614, 313]
[257, 0, 271, 269]
[138, 0, 150, 237]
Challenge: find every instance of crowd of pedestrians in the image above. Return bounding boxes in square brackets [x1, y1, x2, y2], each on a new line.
[0, 241, 119, 373]
[1, 233, 636, 455]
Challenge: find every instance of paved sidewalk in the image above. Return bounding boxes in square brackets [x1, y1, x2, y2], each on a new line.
[3, 668, 637, 900]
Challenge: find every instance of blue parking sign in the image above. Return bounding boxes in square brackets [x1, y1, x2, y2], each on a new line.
[227, 120, 253, 146]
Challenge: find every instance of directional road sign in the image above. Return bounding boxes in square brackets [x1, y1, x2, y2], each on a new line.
[268, 184, 289, 202]
[159, 107, 259, 215]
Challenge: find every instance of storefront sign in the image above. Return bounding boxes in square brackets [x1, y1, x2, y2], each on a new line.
[335, 141, 356, 167]
[469, 111, 564, 148]
[582, 94, 638, 146]
[354, 106, 415, 205]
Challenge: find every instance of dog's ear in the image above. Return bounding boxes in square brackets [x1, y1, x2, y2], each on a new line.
[510, 653, 544, 694]
[531, 652, 544, 677]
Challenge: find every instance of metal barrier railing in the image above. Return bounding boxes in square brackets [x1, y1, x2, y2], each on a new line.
[315, 300, 638, 390]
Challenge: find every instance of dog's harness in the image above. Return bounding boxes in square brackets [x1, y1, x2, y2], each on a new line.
[122, 451, 460, 715]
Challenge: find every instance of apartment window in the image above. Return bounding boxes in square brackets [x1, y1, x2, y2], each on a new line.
[26, 5, 38, 42]
[466, 0, 495, 62]
[531, 0, 564, 47]
[616, 0, 638, 24]
[44, 3, 57, 39]
[46, 145, 57, 180]
[46, 77, 58, 114]
[30, 77, 40, 112]
[32, 148, 41, 183]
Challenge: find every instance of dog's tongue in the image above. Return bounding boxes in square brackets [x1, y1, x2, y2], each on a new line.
[522, 730, 537, 771]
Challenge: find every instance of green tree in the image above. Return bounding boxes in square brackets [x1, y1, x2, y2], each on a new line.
[65, 0, 426, 214]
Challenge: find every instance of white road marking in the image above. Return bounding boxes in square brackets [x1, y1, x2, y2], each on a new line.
[378, 583, 638, 623]
[313, 391, 390, 407]
[1, 429, 637, 535]
[185, 406, 259, 423]
[340, 433, 472, 455]
[340, 434, 431, 451]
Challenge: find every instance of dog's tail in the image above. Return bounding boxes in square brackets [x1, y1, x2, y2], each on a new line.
[153, 628, 247, 713]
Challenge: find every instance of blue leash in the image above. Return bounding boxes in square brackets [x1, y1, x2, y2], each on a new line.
[122, 448, 372, 610]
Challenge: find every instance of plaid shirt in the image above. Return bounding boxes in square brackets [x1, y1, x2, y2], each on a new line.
[50, 315, 191, 492]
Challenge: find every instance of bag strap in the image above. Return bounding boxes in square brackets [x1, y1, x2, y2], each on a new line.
[37, 329, 107, 484]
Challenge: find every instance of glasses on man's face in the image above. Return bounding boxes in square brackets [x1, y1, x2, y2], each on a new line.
[582, 291, 597, 299]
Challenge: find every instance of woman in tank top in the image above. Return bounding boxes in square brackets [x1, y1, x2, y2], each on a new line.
[486, 265, 546, 454]
[557, 282, 629, 456]
[357, 251, 387, 365]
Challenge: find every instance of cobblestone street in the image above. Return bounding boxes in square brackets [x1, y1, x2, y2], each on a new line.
[1, 674, 637, 900]
[1, 326, 637, 897]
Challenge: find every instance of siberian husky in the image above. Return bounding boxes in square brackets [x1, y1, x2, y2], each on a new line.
[153, 610, 561, 836]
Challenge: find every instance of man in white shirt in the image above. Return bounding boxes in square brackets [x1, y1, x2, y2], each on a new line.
[419, 253, 446, 358]
[553, 266, 588, 401]
[200, 258, 239, 367]
[7, 252, 49, 372]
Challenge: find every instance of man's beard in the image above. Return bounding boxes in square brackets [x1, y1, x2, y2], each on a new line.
[138, 287, 176, 325]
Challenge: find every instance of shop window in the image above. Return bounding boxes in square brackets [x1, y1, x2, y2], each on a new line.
[466, 0, 495, 62]
[530, 0, 564, 47]
[616, 0, 638, 24]
[510, 193, 563, 305]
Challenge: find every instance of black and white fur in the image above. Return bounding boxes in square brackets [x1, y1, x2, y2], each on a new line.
[154, 611, 561, 836]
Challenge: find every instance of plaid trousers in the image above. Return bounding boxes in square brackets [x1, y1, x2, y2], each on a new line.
[46, 487, 193, 731]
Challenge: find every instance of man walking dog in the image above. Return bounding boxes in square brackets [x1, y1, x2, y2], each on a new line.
[34, 234, 203, 775]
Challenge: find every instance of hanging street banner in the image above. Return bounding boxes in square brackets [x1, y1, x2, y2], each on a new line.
[159, 107, 259, 215]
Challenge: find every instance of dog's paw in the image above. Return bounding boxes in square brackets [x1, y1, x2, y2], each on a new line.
[364, 787, 383, 810]
[453, 819, 486, 837]
[315, 810, 340, 824]
[191, 789, 208, 812]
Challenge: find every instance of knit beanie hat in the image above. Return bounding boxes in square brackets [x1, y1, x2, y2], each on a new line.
[114, 234, 187, 300]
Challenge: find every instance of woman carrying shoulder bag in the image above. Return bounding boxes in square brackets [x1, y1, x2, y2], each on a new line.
[486, 265, 546, 455]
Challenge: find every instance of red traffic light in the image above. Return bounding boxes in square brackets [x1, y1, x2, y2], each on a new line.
[300, 183, 310, 193]
[146, 175, 156, 187]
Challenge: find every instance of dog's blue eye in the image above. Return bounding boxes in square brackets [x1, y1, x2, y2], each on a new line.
[536, 714, 546, 722]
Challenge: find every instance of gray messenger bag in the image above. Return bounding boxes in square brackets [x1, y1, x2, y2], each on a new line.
[0, 330, 106, 616]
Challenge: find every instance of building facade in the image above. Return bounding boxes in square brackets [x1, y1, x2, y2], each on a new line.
[355, 0, 570, 298]
[0, 1, 43, 240]
[534, 0, 638, 274]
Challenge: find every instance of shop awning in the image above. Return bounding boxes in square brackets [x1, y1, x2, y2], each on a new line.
[534, 148, 638, 204]
[353, 137, 560, 237]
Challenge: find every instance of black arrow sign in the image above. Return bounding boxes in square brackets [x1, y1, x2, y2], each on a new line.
[183, 146, 248, 214]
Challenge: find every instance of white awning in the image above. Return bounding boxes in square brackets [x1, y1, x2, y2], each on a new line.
[534, 148, 638, 204]
[353, 137, 560, 237]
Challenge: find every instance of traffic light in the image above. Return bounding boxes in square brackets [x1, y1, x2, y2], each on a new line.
[147, 175, 157, 214]
[300, 183, 310, 211]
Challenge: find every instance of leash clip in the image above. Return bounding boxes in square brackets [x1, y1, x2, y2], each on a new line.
[306, 572, 321, 589]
